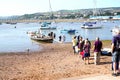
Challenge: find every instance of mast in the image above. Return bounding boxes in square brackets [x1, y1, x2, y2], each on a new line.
[49, 0, 54, 20]
[93, 0, 97, 17]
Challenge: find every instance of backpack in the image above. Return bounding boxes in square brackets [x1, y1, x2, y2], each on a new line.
[115, 37, 120, 51]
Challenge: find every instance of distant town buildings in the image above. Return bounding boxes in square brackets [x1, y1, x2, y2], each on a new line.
[0, 7, 120, 22]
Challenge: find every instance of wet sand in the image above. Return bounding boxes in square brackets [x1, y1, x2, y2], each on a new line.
[0, 40, 117, 80]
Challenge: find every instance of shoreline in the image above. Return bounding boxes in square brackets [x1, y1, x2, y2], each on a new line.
[0, 18, 119, 23]
[0, 40, 111, 54]
[0, 40, 113, 80]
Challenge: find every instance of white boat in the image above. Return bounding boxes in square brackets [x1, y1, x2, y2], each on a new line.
[27, 31, 54, 43]
[40, 22, 57, 30]
[81, 0, 103, 29]
[30, 35, 53, 43]
[40, 0, 57, 30]
[81, 22, 102, 29]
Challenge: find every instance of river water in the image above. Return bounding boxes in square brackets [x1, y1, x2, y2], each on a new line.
[0, 20, 120, 52]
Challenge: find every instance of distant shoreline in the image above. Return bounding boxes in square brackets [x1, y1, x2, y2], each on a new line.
[0, 18, 120, 23]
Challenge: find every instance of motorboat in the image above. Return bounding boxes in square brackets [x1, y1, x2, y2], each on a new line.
[81, 22, 102, 29]
[81, 0, 103, 29]
[28, 31, 54, 43]
[30, 35, 53, 43]
[61, 29, 76, 34]
[68, 29, 76, 34]
[40, 22, 57, 30]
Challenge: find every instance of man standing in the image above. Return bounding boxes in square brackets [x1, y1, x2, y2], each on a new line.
[72, 36, 77, 54]
[93, 37, 102, 65]
[111, 28, 120, 76]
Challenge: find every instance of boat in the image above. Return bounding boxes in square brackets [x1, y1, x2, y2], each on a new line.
[40, 0, 57, 30]
[81, 22, 102, 29]
[40, 22, 56, 30]
[81, 0, 102, 29]
[28, 31, 54, 43]
[61, 29, 76, 34]
[28, 0, 56, 43]
[68, 29, 76, 34]
[30, 35, 53, 43]
[60, 29, 68, 33]
[5, 22, 17, 25]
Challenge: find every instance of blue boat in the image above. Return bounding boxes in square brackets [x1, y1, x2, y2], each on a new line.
[68, 29, 76, 34]
[61, 29, 76, 34]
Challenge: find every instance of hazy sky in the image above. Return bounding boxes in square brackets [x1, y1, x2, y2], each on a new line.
[0, 0, 120, 16]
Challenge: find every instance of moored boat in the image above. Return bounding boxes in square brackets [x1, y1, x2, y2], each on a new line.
[31, 35, 53, 43]
[40, 22, 56, 30]
[68, 29, 76, 33]
[81, 22, 102, 29]
[27, 30, 55, 43]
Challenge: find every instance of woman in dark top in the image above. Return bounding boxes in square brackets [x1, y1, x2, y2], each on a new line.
[83, 40, 91, 64]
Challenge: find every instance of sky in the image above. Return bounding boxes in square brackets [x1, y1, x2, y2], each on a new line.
[0, 0, 120, 16]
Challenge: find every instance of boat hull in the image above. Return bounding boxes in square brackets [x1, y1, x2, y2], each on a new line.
[40, 27, 56, 30]
[31, 36, 53, 43]
[81, 26, 102, 29]
[81, 22, 103, 29]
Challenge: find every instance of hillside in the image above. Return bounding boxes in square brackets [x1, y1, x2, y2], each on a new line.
[0, 7, 120, 21]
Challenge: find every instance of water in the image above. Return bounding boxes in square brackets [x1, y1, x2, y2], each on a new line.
[54, 21, 120, 42]
[0, 23, 41, 52]
[0, 20, 120, 52]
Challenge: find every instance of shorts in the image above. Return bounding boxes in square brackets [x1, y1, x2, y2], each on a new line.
[84, 53, 90, 57]
[112, 51, 120, 62]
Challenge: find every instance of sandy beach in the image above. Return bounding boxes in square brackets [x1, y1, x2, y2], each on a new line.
[0, 40, 119, 80]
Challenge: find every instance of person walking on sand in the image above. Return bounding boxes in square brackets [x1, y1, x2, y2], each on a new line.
[78, 37, 85, 59]
[72, 36, 77, 54]
[83, 39, 91, 65]
[93, 37, 102, 65]
[111, 28, 120, 76]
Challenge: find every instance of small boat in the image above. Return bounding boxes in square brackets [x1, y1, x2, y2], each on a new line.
[81, 0, 103, 29]
[61, 29, 76, 34]
[27, 30, 54, 43]
[5, 22, 17, 25]
[60, 29, 68, 33]
[40, 22, 56, 30]
[31, 35, 53, 43]
[68, 29, 76, 34]
[81, 22, 102, 29]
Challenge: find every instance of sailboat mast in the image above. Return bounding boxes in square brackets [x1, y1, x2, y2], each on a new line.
[49, 0, 53, 19]
[93, 0, 97, 17]
[49, 0, 52, 12]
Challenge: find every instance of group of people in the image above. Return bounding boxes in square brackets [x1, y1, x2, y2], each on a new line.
[71, 27, 120, 77]
[72, 35, 102, 65]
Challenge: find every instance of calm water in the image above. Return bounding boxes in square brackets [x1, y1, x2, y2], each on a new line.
[0, 20, 120, 52]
